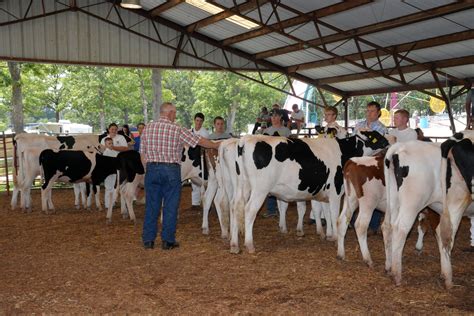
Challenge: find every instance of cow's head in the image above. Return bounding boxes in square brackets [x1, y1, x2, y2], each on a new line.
[357, 130, 389, 154]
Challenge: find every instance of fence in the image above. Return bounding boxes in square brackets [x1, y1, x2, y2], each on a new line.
[0, 132, 15, 195]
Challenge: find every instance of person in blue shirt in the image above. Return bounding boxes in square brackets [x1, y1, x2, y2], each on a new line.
[353, 101, 387, 235]
[133, 122, 145, 152]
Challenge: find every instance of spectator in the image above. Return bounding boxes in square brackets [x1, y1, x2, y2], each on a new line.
[415, 128, 432, 142]
[119, 124, 134, 148]
[388, 109, 417, 142]
[209, 116, 232, 140]
[140, 102, 219, 250]
[100, 123, 129, 209]
[354, 101, 387, 135]
[252, 107, 271, 134]
[133, 122, 146, 151]
[272, 103, 290, 128]
[322, 106, 346, 138]
[353, 101, 387, 234]
[190, 113, 209, 210]
[290, 103, 305, 135]
[262, 109, 290, 218]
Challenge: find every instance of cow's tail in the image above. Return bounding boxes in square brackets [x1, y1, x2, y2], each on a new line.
[439, 151, 453, 249]
[234, 139, 246, 235]
[383, 146, 398, 235]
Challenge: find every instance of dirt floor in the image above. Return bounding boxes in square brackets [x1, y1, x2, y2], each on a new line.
[0, 186, 473, 314]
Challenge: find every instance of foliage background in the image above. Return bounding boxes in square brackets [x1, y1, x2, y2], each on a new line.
[0, 62, 469, 134]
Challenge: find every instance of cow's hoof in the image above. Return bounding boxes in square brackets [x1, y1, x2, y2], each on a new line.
[221, 233, 229, 240]
[336, 254, 345, 261]
[279, 228, 288, 234]
[296, 230, 305, 237]
[106, 218, 112, 225]
[326, 235, 337, 242]
[246, 245, 256, 254]
[86, 207, 92, 212]
[444, 280, 453, 290]
[364, 260, 374, 268]
[131, 219, 137, 226]
[202, 228, 210, 235]
[384, 267, 392, 275]
[75, 205, 80, 210]
[415, 248, 423, 256]
[393, 275, 402, 286]
[122, 213, 129, 219]
[230, 246, 240, 254]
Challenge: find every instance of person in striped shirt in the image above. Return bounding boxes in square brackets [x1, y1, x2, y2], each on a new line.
[140, 102, 219, 250]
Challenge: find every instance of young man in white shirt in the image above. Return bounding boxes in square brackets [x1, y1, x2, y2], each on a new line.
[290, 103, 305, 135]
[388, 109, 417, 142]
[100, 123, 129, 209]
[209, 116, 232, 140]
[190, 113, 209, 210]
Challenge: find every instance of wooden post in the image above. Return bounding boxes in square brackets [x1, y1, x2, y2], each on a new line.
[343, 98, 349, 129]
[2, 132, 9, 195]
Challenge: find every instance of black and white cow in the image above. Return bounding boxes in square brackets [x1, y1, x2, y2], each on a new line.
[39, 149, 144, 223]
[383, 134, 474, 287]
[12, 133, 100, 211]
[438, 132, 474, 288]
[229, 131, 389, 254]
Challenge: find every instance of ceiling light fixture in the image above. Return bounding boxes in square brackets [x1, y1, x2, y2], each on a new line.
[186, 0, 258, 30]
[120, 0, 142, 9]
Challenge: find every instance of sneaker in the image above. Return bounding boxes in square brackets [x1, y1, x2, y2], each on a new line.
[263, 212, 277, 218]
[143, 241, 155, 249]
[162, 240, 180, 250]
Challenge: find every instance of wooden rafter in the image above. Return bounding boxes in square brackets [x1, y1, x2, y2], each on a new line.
[149, 0, 184, 17]
[317, 55, 474, 85]
[255, 1, 474, 60]
[186, 0, 268, 33]
[287, 29, 474, 73]
[221, 0, 372, 46]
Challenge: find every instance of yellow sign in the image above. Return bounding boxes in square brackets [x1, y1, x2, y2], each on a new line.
[380, 108, 391, 126]
[332, 94, 342, 103]
[429, 96, 445, 113]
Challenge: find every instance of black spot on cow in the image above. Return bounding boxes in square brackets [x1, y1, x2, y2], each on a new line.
[452, 132, 464, 140]
[235, 161, 240, 175]
[326, 183, 330, 190]
[275, 142, 289, 162]
[238, 145, 244, 156]
[187, 146, 201, 168]
[272, 138, 330, 195]
[336, 136, 364, 167]
[385, 158, 390, 169]
[359, 131, 389, 151]
[56, 136, 76, 150]
[253, 141, 273, 169]
[116, 150, 145, 183]
[325, 127, 338, 138]
[450, 138, 474, 194]
[446, 158, 452, 192]
[334, 166, 343, 194]
[441, 139, 457, 158]
[392, 154, 409, 190]
[181, 148, 186, 162]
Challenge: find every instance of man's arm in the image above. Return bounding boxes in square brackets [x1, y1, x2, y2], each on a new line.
[198, 137, 220, 150]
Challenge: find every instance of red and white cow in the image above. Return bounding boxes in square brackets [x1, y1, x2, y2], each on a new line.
[12, 133, 100, 211]
[383, 134, 474, 287]
[229, 131, 389, 254]
[337, 152, 440, 266]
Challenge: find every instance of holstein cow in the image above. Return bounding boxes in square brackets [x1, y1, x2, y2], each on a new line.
[383, 137, 474, 287]
[337, 152, 440, 267]
[230, 131, 389, 254]
[39, 149, 144, 223]
[12, 133, 100, 211]
[438, 132, 474, 288]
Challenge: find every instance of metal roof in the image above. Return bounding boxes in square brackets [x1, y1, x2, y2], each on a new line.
[1, 0, 473, 101]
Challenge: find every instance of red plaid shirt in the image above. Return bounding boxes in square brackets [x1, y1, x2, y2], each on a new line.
[140, 117, 200, 164]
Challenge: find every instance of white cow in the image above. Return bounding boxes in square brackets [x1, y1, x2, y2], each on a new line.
[12, 133, 100, 211]
[383, 136, 474, 287]
[229, 131, 389, 254]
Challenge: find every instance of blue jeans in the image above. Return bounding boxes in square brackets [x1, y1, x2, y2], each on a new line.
[142, 163, 182, 244]
[267, 195, 277, 214]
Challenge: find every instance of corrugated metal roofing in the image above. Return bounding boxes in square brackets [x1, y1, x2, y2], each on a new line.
[1, 0, 473, 96]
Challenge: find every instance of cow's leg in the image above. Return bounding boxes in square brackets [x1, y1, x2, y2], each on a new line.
[354, 202, 376, 268]
[438, 202, 468, 289]
[73, 183, 81, 210]
[41, 173, 59, 214]
[296, 201, 306, 237]
[212, 187, 229, 239]
[415, 211, 428, 253]
[244, 193, 267, 253]
[95, 185, 102, 211]
[121, 182, 137, 224]
[311, 200, 326, 239]
[202, 180, 218, 235]
[390, 208, 419, 286]
[326, 198, 340, 242]
[230, 189, 245, 254]
[278, 200, 289, 234]
[337, 194, 358, 261]
[11, 187, 20, 211]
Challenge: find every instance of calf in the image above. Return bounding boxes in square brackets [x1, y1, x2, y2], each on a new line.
[383, 138, 474, 287]
[39, 149, 144, 223]
[12, 133, 100, 211]
[230, 131, 389, 254]
[438, 133, 474, 288]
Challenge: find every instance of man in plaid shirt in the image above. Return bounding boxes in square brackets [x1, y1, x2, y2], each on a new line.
[140, 102, 220, 250]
